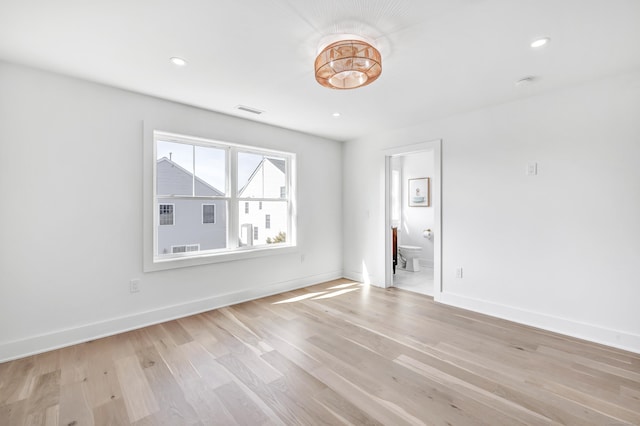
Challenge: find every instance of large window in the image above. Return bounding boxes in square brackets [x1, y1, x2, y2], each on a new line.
[153, 131, 295, 262]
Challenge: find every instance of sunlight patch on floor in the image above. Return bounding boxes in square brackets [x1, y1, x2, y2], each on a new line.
[327, 282, 359, 290]
[272, 291, 327, 304]
[312, 288, 359, 300]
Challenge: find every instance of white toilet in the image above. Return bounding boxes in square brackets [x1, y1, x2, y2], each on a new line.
[398, 245, 423, 272]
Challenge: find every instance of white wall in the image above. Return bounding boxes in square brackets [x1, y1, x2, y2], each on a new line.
[343, 71, 640, 353]
[399, 151, 434, 267]
[0, 61, 343, 361]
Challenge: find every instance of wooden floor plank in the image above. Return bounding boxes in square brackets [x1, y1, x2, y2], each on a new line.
[1, 279, 639, 425]
[93, 398, 129, 426]
[113, 354, 159, 422]
[213, 381, 272, 426]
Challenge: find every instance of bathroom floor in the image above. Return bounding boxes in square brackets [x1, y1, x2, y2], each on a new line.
[393, 266, 434, 296]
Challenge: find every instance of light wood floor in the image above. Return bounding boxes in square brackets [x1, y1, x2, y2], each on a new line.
[1, 279, 639, 425]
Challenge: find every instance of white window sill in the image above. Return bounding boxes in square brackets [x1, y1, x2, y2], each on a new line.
[144, 244, 298, 272]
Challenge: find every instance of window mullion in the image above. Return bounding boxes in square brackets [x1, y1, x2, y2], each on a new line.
[192, 145, 196, 196]
[228, 147, 238, 248]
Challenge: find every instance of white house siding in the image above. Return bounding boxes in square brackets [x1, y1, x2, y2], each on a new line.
[239, 201, 288, 245]
[239, 159, 288, 245]
[240, 158, 286, 199]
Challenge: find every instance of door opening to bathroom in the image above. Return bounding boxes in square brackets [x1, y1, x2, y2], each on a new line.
[384, 140, 442, 298]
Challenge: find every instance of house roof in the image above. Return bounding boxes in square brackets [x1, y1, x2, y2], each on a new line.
[267, 158, 285, 174]
[157, 157, 224, 196]
[238, 157, 286, 197]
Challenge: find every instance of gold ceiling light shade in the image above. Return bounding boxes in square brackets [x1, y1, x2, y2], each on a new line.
[315, 35, 382, 90]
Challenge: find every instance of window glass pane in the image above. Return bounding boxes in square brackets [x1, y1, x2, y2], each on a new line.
[195, 145, 226, 196]
[238, 201, 287, 246]
[238, 152, 287, 198]
[157, 199, 228, 256]
[203, 204, 215, 224]
[159, 204, 174, 225]
[156, 140, 193, 196]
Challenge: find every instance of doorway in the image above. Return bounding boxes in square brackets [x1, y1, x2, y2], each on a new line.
[384, 140, 442, 298]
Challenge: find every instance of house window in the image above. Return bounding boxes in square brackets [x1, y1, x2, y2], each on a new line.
[203, 204, 215, 224]
[152, 130, 295, 263]
[159, 204, 174, 225]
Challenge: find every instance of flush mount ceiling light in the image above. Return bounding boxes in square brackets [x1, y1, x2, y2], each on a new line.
[170, 57, 187, 66]
[530, 37, 550, 48]
[315, 35, 382, 90]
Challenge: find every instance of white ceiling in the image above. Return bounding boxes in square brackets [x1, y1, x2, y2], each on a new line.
[1, 0, 639, 141]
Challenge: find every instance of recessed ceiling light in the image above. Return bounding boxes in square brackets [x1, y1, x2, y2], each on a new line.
[530, 37, 550, 48]
[332, 112, 341, 117]
[170, 57, 187, 66]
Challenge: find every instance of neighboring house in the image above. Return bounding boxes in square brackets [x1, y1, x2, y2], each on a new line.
[238, 158, 288, 246]
[156, 157, 227, 254]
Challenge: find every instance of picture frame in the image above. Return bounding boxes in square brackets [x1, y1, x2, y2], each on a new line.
[408, 177, 430, 207]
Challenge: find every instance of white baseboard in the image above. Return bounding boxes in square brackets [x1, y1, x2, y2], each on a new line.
[437, 292, 640, 355]
[342, 269, 385, 288]
[0, 270, 342, 363]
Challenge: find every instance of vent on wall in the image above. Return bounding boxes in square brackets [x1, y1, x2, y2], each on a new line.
[235, 105, 264, 115]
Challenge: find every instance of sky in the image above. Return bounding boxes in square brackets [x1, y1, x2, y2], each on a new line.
[156, 140, 268, 194]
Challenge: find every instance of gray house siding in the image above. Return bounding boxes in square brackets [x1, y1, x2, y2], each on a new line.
[157, 198, 227, 254]
[156, 157, 227, 254]
[157, 158, 224, 197]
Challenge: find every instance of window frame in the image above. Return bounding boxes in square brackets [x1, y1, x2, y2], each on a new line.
[144, 127, 297, 271]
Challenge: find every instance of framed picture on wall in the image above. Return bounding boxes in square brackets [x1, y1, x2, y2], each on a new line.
[408, 177, 430, 207]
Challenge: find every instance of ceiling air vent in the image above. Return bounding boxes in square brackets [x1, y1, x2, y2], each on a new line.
[235, 105, 264, 115]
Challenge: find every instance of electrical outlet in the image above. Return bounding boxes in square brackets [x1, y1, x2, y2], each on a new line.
[456, 267, 463, 279]
[130, 279, 140, 293]
[526, 162, 538, 176]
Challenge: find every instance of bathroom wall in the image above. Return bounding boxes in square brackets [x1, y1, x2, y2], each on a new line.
[400, 151, 435, 267]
